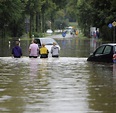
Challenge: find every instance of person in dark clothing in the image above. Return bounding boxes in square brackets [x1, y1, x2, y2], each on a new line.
[12, 41, 22, 58]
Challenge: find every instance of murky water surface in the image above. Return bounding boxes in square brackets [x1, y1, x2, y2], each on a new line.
[0, 37, 116, 113]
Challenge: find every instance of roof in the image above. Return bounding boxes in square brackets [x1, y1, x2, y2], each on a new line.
[102, 43, 116, 46]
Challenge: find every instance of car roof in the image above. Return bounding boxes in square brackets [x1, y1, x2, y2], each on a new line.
[35, 37, 53, 40]
[34, 37, 58, 44]
[101, 43, 116, 46]
[35, 38, 56, 41]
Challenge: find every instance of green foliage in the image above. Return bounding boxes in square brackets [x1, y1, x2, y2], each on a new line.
[65, 0, 78, 22]
[101, 25, 112, 41]
[77, 0, 116, 41]
[54, 18, 69, 29]
[32, 32, 44, 37]
[0, 0, 25, 37]
[1, 0, 116, 42]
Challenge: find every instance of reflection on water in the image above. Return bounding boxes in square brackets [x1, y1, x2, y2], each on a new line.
[0, 57, 116, 113]
[113, 64, 116, 77]
[0, 37, 99, 58]
[57, 38, 90, 57]
[87, 62, 116, 113]
[0, 57, 89, 113]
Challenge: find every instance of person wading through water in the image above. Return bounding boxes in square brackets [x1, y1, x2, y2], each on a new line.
[12, 40, 22, 58]
[29, 39, 39, 58]
[39, 44, 49, 58]
[51, 42, 60, 57]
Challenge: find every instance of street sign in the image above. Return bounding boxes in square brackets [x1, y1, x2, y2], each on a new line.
[112, 21, 116, 27]
[108, 23, 112, 28]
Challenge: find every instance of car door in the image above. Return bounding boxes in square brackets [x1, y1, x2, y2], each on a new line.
[102, 45, 113, 62]
[94, 45, 113, 62]
[93, 45, 105, 62]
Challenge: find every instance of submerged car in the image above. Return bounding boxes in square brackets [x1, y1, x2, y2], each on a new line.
[87, 43, 116, 63]
[34, 38, 60, 53]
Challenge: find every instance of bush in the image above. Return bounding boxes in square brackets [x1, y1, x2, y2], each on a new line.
[32, 32, 44, 37]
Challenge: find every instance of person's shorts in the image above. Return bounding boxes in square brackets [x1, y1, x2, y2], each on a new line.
[52, 55, 59, 58]
[14, 56, 21, 58]
[29, 56, 38, 58]
[40, 54, 48, 58]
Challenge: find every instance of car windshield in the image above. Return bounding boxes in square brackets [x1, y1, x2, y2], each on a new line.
[95, 46, 105, 54]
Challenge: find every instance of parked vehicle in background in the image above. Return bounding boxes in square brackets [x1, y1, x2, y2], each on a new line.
[34, 38, 60, 53]
[65, 26, 73, 32]
[46, 29, 53, 34]
[87, 43, 116, 63]
[65, 26, 75, 35]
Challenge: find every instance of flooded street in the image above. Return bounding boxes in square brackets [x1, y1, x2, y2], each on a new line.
[0, 37, 116, 113]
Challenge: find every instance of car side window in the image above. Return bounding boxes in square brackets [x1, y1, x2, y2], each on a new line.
[103, 46, 111, 54]
[95, 46, 105, 56]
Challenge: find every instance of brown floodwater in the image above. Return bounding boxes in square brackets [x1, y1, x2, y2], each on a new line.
[0, 37, 116, 113]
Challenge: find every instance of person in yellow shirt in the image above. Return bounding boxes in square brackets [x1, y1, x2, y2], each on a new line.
[39, 44, 49, 58]
[75, 30, 78, 35]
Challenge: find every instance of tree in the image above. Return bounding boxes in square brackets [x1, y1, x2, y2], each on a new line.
[0, 0, 25, 38]
[76, 0, 116, 41]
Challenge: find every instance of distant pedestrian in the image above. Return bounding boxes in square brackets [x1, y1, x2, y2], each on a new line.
[75, 30, 78, 35]
[62, 31, 66, 37]
[96, 30, 99, 39]
[51, 42, 59, 57]
[39, 44, 49, 58]
[29, 39, 39, 58]
[12, 40, 22, 58]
